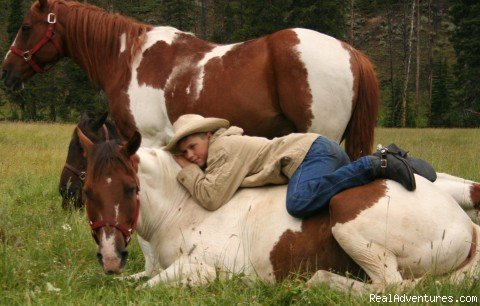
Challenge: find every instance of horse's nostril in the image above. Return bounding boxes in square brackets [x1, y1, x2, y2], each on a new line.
[120, 250, 129, 269]
[1, 70, 7, 80]
[97, 252, 103, 263]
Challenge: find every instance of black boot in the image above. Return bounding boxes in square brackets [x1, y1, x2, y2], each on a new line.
[370, 147, 416, 191]
[373, 143, 437, 182]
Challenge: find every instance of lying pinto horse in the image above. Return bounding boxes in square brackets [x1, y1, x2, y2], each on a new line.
[61, 113, 480, 223]
[77, 129, 480, 292]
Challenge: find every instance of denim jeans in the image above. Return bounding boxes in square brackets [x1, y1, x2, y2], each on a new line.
[286, 136, 375, 218]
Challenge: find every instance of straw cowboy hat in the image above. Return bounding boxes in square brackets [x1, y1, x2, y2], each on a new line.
[164, 114, 230, 153]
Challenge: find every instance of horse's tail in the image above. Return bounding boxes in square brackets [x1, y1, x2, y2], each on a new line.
[343, 48, 380, 161]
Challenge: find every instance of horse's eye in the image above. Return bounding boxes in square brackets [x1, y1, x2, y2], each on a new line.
[21, 25, 31, 34]
[124, 186, 136, 198]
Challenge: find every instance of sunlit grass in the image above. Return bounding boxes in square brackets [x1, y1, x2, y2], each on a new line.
[375, 128, 480, 181]
[1, 122, 479, 304]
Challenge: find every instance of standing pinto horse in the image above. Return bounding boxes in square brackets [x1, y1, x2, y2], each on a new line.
[1, 0, 379, 159]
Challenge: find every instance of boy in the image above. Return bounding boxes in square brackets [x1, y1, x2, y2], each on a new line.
[165, 114, 430, 218]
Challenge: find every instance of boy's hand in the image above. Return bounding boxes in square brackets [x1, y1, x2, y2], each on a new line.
[173, 155, 192, 168]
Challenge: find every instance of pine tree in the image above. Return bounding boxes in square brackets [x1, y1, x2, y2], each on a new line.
[286, 0, 348, 39]
[430, 58, 452, 127]
[4, 0, 26, 119]
[450, 0, 480, 127]
[6, 0, 23, 42]
[160, 0, 196, 31]
[211, 0, 243, 43]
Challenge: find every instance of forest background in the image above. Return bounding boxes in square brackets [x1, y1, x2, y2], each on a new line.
[0, 0, 478, 128]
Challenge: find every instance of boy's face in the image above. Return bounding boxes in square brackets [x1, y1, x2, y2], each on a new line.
[177, 133, 212, 168]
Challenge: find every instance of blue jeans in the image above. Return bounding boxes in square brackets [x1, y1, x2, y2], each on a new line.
[286, 136, 375, 218]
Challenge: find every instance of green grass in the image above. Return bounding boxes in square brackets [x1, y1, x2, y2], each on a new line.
[1, 122, 480, 305]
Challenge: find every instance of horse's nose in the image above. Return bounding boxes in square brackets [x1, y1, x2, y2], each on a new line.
[102, 256, 123, 274]
[2, 69, 21, 90]
[97, 252, 103, 266]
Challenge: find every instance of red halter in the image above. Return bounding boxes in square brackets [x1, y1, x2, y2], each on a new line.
[9, 12, 63, 74]
[88, 191, 141, 247]
[86, 151, 141, 247]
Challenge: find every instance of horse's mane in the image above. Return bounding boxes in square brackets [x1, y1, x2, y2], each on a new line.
[89, 140, 135, 182]
[55, 0, 152, 86]
[137, 148, 189, 204]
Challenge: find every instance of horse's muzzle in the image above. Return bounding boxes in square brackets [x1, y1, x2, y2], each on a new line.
[98, 250, 129, 274]
[2, 69, 23, 91]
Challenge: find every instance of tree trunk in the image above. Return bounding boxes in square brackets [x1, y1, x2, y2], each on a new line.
[49, 103, 56, 122]
[387, 0, 395, 126]
[30, 99, 37, 121]
[20, 97, 25, 120]
[349, 0, 355, 46]
[199, 0, 207, 38]
[400, 0, 416, 127]
[415, 0, 420, 115]
[427, 0, 433, 124]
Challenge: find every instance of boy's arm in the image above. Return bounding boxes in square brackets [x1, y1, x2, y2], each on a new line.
[176, 150, 248, 211]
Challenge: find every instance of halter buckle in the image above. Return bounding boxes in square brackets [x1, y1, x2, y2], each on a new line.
[23, 50, 31, 61]
[79, 171, 86, 181]
[47, 13, 57, 24]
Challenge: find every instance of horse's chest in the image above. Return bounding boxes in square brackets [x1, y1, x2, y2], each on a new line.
[126, 79, 172, 146]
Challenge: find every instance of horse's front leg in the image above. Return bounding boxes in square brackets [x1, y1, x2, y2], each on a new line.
[138, 258, 217, 289]
[118, 235, 161, 281]
[138, 235, 161, 277]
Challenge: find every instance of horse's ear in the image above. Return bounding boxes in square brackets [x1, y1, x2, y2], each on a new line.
[92, 112, 109, 131]
[122, 131, 142, 157]
[80, 112, 90, 121]
[77, 127, 94, 157]
[38, 0, 48, 10]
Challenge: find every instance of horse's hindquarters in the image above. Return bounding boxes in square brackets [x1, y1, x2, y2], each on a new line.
[330, 178, 475, 280]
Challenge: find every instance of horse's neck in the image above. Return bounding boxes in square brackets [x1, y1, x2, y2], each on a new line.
[136, 148, 208, 241]
[60, 2, 150, 90]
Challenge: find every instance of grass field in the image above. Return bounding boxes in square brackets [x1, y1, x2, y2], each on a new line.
[1, 122, 480, 305]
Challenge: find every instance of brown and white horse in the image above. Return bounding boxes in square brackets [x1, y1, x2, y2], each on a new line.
[2, 0, 379, 159]
[77, 130, 480, 292]
[61, 114, 480, 224]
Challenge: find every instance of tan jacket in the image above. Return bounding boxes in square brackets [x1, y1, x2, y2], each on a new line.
[176, 126, 318, 210]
